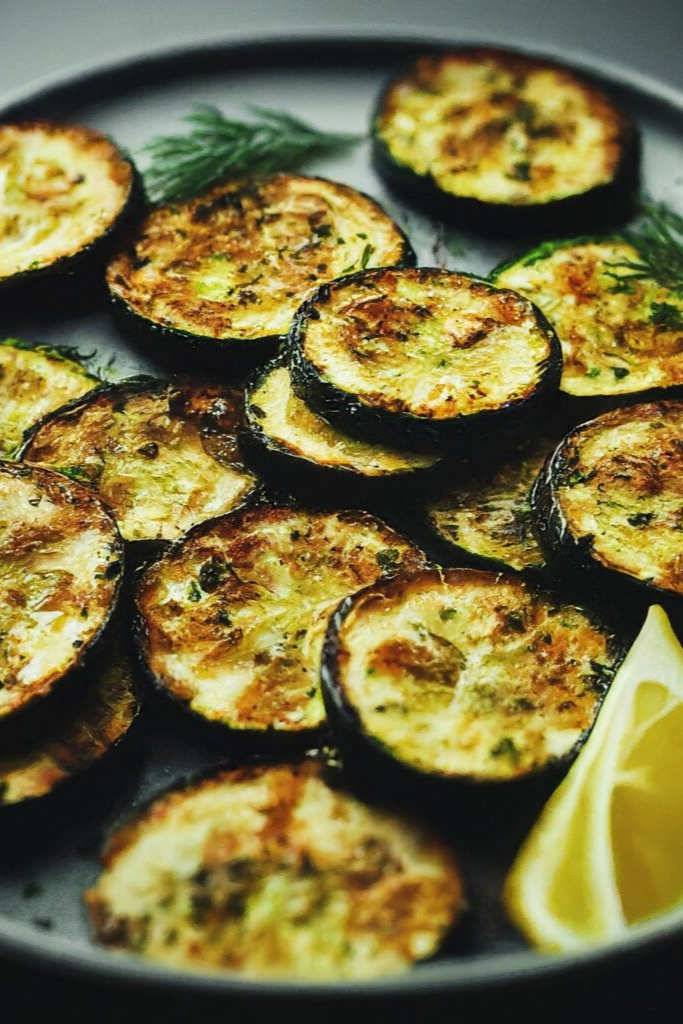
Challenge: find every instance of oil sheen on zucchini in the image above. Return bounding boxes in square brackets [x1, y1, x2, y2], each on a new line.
[289, 267, 561, 447]
[85, 759, 464, 979]
[532, 401, 683, 602]
[0, 462, 123, 722]
[373, 48, 636, 231]
[0, 643, 139, 808]
[135, 506, 425, 738]
[425, 438, 555, 573]
[0, 339, 98, 456]
[0, 121, 136, 286]
[106, 173, 413, 356]
[246, 362, 441, 483]
[492, 238, 683, 401]
[323, 568, 622, 782]
[20, 378, 259, 544]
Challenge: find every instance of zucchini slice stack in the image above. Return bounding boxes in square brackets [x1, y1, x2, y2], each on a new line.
[20, 378, 260, 546]
[492, 237, 683, 415]
[0, 339, 98, 457]
[532, 400, 683, 614]
[322, 568, 623, 785]
[372, 48, 638, 234]
[0, 121, 139, 288]
[106, 173, 414, 365]
[289, 267, 561, 449]
[134, 505, 425, 743]
[0, 462, 123, 723]
[85, 758, 464, 979]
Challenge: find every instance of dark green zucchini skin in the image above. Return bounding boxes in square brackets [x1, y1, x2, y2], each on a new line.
[288, 270, 563, 451]
[242, 359, 442, 504]
[531, 438, 683, 629]
[371, 52, 640, 237]
[0, 160, 144, 295]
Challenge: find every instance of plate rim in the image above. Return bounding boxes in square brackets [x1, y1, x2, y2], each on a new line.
[1, 27, 682, 999]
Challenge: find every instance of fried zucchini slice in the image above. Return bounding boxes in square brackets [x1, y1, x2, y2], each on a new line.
[0, 338, 98, 457]
[20, 378, 259, 544]
[289, 267, 561, 448]
[532, 401, 683, 605]
[373, 48, 637, 233]
[106, 174, 413, 361]
[85, 758, 464, 979]
[0, 642, 139, 810]
[0, 462, 123, 722]
[323, 568, 622, 783]
[424, 438, 555, 574]
[245, 361, 441, 489]
[0, 121, 138, 287]
[135, 506, 425, 740]
[492, 237, 683, 406]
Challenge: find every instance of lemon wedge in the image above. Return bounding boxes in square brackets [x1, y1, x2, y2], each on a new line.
[504, 605, 683, 952]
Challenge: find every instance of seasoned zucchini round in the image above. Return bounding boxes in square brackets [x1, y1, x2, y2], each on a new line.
[85, 758, 464, 979]
[0, 338, 98, 457]
[289, 267, 561, 448]
[135, 505, 425, 742]
[424, 438, 555, 574]
[322, 568, 623, 784]
[20, 378, 260, 544]
[0, 641, 139, 811]
[372, 48, 638, 234]
[532, 401, 683, 608]
[0, 121, 138, 288]
[492, 237, 683, 409]
[0, 462, 123, 723]
[245, 360, 441, 491]
[106, 173, 414, 363]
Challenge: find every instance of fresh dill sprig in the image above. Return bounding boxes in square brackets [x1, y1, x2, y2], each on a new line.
[141, 105, 364, 205]
[608, 197, 683, 293]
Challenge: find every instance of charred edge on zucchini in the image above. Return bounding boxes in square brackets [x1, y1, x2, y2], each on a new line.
[531, 400, 683, 607]
[134, 504, 426, 742]
[244, 359, 442, 492]
[288, 267, 562, 449]
[322, 567, 623, 785]
[106, 173, 415, 362]
[19, 376, 260, 544]
[372, 47, 639, 234]
[0, 121, 141, 288]
[0, 461, 123, 723]
[0, 638, 140, 811]
[492, 236, 683, 408]
[0, 338, 98, 457]
[424, 437, 557, 574]
[85, 758, 464, 979]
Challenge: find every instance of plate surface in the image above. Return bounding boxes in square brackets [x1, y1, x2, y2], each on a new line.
[1, 33, 683, 1000]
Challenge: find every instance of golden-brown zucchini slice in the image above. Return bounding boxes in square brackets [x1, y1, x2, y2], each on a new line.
[0, 640, 139, 811]
[85, 758, 464, 979]
[424, 438, 555, 574]
[492, 237, 683, 410]
[0, 338, 98, 457]
[0, 462, 123, 722]
[322, 568, 623, 783]
[245, 360, 441, 492]
[0, 121, 138, 288]
[289, 267, 561, 448]
[134, 505, 425, 742]
[20, 378, 260, 545]
[532, 401, 683, 609]
[372, 48, 638, 233]
[106, 173, 414, 363]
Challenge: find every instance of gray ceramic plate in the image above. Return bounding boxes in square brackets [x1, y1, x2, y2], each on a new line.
[1, 31, 683, 1003]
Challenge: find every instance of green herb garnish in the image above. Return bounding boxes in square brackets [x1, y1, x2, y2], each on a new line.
[142, 105, 363, 205]
[650, 301, 683, 329]
[609, 198, 683, 293]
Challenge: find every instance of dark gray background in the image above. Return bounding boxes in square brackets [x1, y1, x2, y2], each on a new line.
[1, 1, 683, 1022]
